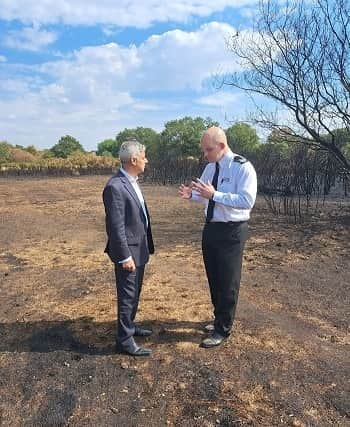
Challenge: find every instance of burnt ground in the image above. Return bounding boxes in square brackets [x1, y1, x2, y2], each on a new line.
[0, 175, 349, 427]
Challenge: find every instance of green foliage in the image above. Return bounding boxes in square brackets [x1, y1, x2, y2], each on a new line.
[24, 145, 38, 156]
[160, 116, 219, 159]
[258, 141, 291, 163]
[97, 139, 117, 157]
[267, 128, 297, 145]
[115, 127, 160, 159]
[226, 123, 260, 157]
[267, 127, 350, 160]
[0, 142, 13, 163]
[101, 150, 113, 157]
[41, 149, 55, 159]
[329, 128, 350, 150]
[265, 129, 295, 157]
[50, 135, 85, 158]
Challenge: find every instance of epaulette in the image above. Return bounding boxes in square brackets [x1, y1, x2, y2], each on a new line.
[233, 155, 247, 164]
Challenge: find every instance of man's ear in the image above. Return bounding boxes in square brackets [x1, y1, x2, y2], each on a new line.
[130, 156, 137, 165]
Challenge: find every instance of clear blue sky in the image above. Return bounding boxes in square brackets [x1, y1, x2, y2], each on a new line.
[0, 1, 262, 150]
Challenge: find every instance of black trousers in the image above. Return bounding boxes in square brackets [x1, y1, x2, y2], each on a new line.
[114, 264, 145, 349]
[202, 221, 248, 337]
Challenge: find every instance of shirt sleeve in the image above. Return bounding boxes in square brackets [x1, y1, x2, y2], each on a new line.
[119, 256, 132, 263]
[213, 162, 257, 209]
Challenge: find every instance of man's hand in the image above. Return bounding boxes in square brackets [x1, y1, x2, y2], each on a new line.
[178, 183, 193, 199]
[191, 179, 215, 200]
[122, 258, 136, 272]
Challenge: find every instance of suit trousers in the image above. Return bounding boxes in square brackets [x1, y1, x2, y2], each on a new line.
[202, 221, 248, 337]
[114, 264, 145, 349]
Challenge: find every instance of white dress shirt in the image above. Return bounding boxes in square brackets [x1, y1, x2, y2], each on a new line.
[119, 168, 148, 263]
[191, 150, 257, 222]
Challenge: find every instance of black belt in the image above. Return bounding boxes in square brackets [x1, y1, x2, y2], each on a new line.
[205, 220, 247, 226]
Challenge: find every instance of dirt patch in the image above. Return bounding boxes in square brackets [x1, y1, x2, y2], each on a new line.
[0, 176, 349, 426]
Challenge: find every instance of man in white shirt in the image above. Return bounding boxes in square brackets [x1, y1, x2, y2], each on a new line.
[179, 126, 257, 348]
[103, 139, 154, 356]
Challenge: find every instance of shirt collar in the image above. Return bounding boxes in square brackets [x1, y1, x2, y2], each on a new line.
[120, 167, 138, 184]
[218, 150, 234, 168]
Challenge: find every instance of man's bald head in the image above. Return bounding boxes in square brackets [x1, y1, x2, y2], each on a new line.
[201, 126, 228, 147]
[200, 126, 229, 163]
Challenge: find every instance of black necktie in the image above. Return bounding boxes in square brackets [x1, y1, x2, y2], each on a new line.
[206, 162, 219, 223]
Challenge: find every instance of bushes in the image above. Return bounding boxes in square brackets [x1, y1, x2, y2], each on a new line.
[10, 148, 36, 163]
[0, 142, 13, 162]
[0, 142, 39, 163]
[0, 154, 119, 177]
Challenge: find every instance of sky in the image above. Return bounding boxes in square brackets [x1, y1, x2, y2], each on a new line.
[0, 0, 263, 151]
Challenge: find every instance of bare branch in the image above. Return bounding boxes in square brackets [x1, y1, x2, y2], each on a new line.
[223, 0, 350, 174]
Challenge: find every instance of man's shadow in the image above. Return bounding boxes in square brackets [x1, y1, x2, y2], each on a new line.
[0, 317, 208, 355]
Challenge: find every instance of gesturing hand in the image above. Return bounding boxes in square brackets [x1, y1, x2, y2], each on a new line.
[178, 184, 193, 199]
[191, 179, 215, 200]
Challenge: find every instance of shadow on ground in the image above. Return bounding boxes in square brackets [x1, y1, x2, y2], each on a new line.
[0, 318, 208, 355]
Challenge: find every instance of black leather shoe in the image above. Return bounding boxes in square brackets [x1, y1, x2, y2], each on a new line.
[117, 345, 152, 356]
[203, 323, 215, 333]
[200, 331, 226, 348]
[134, 327, 153, 337]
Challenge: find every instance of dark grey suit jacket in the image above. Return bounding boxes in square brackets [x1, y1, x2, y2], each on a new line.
[102, 170, 154, 266]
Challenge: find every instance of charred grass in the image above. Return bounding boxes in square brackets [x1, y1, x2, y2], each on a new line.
[0, 176, 349, 426]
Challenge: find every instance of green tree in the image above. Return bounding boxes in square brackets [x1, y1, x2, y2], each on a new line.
[0, 142, 13, 162]
[115, 127, 160, 159]
[160, 116, 219, 159]
[265, 128, 296, 155]
[97, 139, 117, 157]
[101, 150, 113, 158]
[328, 128, 350, 152]
[41, 149, 54, 159]
[226, 123, 260, 157]
[24, 145, 38, 156]
[50, 135, 85, 158]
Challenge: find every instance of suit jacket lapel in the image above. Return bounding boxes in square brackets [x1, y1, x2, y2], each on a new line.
[117, 170, 146, 219]
[117, 170, 153, 252]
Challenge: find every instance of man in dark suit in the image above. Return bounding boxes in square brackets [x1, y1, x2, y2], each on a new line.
[103, 139, 154, 356]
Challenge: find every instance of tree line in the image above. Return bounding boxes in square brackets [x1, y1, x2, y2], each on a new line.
[0, 117, 261, 163]
[96, 117, 261, 160]
[0, 116, 349, 221]
[0, 135, 85, 162]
